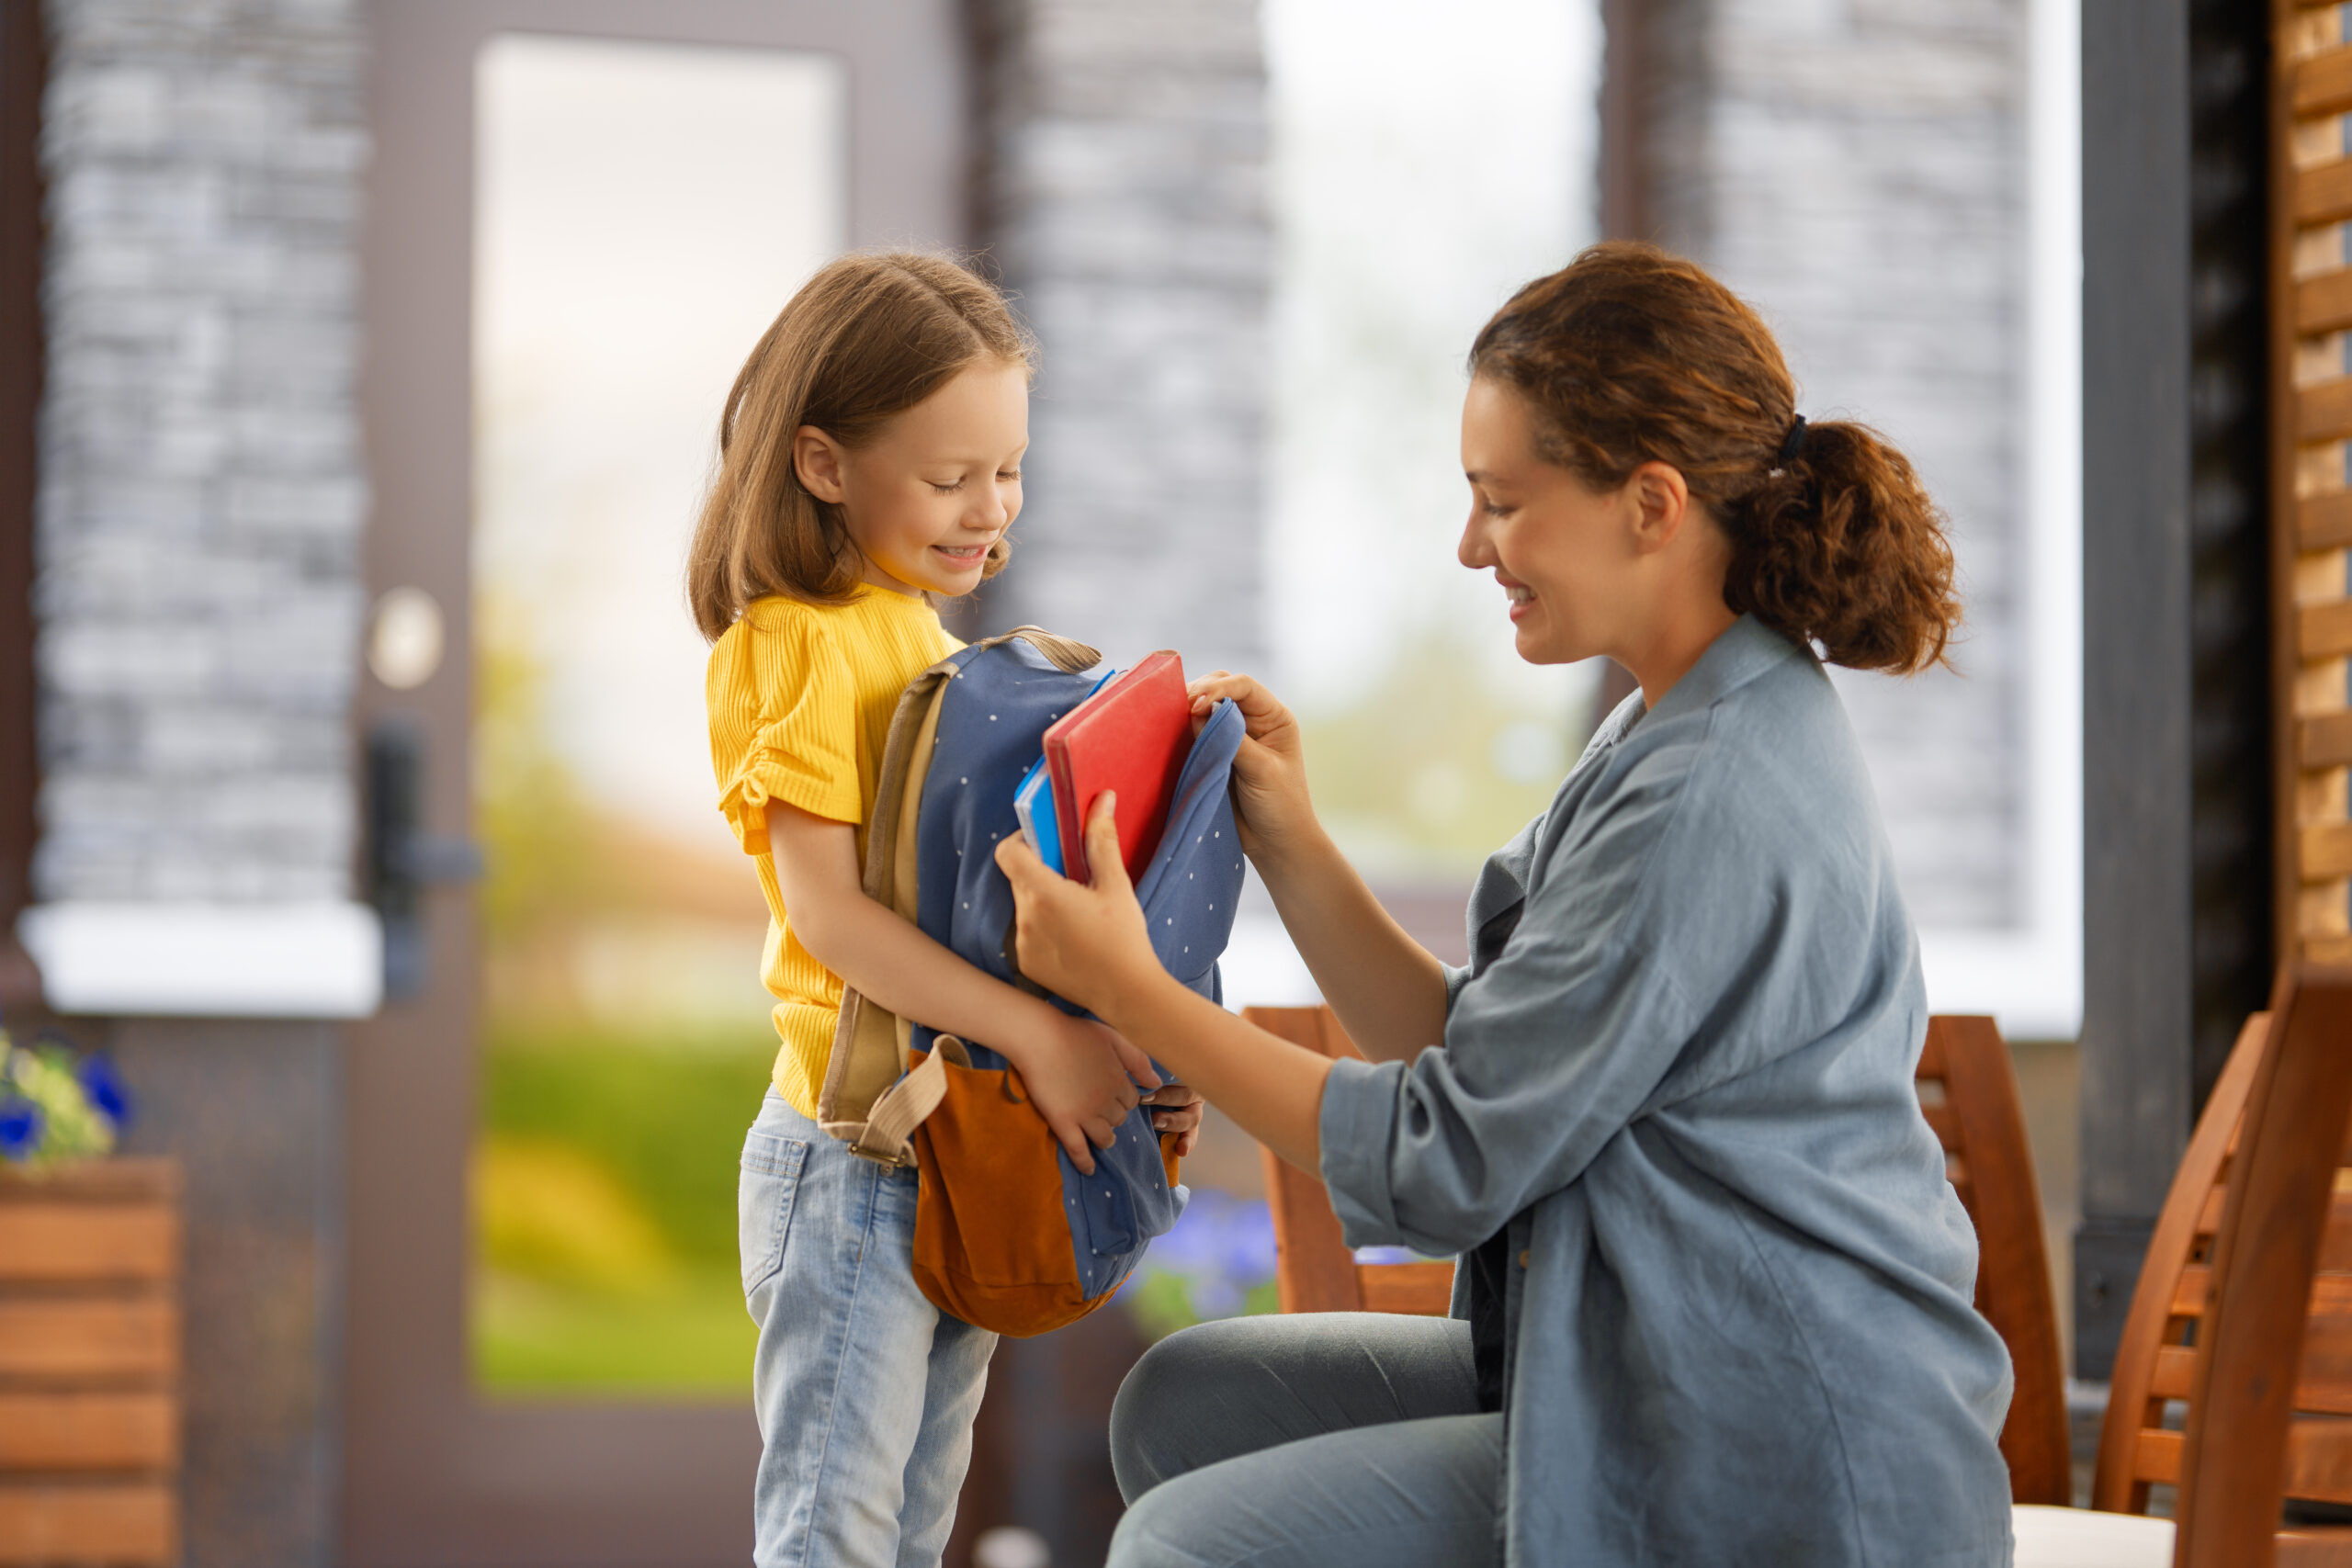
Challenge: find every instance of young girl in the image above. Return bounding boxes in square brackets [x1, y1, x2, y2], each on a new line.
[688, 252, 1200, 1568]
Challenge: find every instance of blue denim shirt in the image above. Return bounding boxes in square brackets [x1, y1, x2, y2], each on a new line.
[1319, 616, 2015, 1568]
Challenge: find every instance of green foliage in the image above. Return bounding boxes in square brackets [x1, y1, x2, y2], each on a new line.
[473, 1266, 755, 1399]
[473, 1024, 774, 1395]
[1299, 625, 1578, 877]
[478, 1022, 775, 1269]
[474, 598, 616, 947]
[1123, 1272, 1277, 1344]
[0, 1038, 119, 1166]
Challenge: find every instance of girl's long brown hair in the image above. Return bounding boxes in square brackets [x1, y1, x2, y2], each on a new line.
[1469, 243, 1961, 673]
[686, 252, 1034, 641]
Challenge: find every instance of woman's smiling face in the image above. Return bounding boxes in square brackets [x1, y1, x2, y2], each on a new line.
[1457, 375, 1645, 667]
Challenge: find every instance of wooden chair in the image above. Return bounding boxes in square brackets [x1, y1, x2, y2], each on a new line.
[1246, 1006, 1452, 1315]
[1918, 1015, 2072, 1505]
[1247, 1004, 2074, 1513]
[2086, 1009, 2273, 1517]
[2167, 964, 2352, 1565]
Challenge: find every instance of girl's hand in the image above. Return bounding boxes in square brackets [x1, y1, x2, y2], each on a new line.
[1016, 1010, 1159, 1176]
[995, 793, 1166, 1021]
[1143, 1083, 1204, 1157]
[1187, 671, 1317, 863]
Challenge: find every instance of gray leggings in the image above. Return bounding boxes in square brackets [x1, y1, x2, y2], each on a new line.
[1105, 1313, 1505, 1568]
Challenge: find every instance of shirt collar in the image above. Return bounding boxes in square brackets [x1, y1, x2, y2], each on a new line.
[1636, 615, 1804, 727]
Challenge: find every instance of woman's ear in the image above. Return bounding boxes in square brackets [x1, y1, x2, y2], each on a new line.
[1626, 460, 1692, 557]
[794, 425, 848, 504]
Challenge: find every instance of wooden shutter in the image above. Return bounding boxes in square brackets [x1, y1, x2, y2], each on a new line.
[2277, 2, 2352, 964]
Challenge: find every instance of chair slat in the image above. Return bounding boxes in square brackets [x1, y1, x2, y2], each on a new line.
[2136, 1427, 2184, 1484]
[2290, 1417, 2352, 1504]
[2323, 1191, 2352, 1273]
[1919, 1101, 1962, 1152]
[1354, 1262, 1452, 1315]
[2279, 1529, 2352, 1568]
[2176, 1263, 2212, 1316]
[2152, 1344, 2199, 1401]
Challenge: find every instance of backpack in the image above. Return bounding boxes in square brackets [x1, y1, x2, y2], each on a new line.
[816, 627, 1247, 1336]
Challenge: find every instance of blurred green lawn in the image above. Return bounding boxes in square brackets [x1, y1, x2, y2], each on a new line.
[472, 1022, 774, 1399]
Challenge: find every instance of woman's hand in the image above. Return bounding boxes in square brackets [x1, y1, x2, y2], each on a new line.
[995, 793, 1168, 1024]
[1187, 672, 1318, 864]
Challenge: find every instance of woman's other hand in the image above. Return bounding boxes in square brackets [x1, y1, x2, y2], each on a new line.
[1143, 1083, 1205, 1157]
[995, 792, 1166, 1021]
[1187, 671, 1317, 863]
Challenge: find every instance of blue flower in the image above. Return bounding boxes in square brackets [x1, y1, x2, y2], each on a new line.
[75, 1054, 130, 1129]
[0, 1097, 42, 1162]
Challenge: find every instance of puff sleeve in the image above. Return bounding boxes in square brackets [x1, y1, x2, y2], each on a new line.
[707, 605, 863, 858]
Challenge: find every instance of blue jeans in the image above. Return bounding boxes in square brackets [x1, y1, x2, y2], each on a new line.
[1107, 1313, 1504, 1568]
[741, 1091, 998, 1568]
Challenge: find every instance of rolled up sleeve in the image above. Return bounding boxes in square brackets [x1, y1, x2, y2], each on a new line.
[708, 612, 864, 858]
[1317, 748, 1713, 1256]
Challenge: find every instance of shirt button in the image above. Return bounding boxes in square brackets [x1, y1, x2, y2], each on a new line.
[1518, 1249, 1531, 1269]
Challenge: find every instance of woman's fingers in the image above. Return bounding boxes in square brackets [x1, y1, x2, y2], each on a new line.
[1083, 791, 1132, 895]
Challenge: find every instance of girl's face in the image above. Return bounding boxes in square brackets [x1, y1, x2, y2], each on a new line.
[1456, 376, 1711, 668]
[796, 359, 1029, 598]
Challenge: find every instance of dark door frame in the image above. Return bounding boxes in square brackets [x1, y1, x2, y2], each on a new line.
[349, 6, 967, 1562]
[0, 0, 41, 1012]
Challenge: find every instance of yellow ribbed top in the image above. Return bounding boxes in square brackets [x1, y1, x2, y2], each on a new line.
[706, 586, 962, 1117]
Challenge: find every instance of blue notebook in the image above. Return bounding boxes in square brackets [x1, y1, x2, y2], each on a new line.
[1013, 757, 1063, 874]
[1012, 666, 1119, 877]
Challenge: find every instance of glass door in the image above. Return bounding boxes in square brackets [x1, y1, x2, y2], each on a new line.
[349, 5, 965, 1562]
[468, 30, 843, 1400]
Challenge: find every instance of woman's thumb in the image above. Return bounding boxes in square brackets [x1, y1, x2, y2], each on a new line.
[1086, 791, 1131, 893]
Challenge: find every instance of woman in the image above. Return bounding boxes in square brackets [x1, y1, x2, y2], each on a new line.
[995, 243, 2015, 1567]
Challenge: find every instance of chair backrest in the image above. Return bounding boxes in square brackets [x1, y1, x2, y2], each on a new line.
[1914, 1015, 2071, 1506]
[1245, 1005, 1452, 1315]
[2090, 1010, 2272, 1515]
[2173, 965, 2352, 1566]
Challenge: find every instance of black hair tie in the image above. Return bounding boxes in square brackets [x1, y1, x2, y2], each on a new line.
[1776, 414, 1809, 468]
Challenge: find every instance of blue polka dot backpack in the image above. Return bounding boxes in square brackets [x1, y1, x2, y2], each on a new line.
[814, 626, 1246, 1336]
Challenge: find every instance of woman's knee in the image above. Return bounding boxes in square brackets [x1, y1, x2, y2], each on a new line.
[1110, 1317, 1272, 1502]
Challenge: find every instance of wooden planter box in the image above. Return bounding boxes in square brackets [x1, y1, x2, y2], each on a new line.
[0, 1159, 180, 1567]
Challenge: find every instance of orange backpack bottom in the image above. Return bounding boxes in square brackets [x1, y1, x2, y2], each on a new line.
[909, 1045, 1182, 1337]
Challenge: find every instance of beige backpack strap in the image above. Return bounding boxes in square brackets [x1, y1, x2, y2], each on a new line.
[814, 627, 1101, 1164]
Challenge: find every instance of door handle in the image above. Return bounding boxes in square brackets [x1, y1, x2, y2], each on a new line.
[365, 718, 483, 1000]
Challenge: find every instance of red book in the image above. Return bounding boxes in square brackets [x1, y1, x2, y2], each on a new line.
[1043, 650, 1191, 885]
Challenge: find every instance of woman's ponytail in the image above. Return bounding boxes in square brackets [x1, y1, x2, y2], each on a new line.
[1470, 243, 1962, 675]
[1727, 420, 1958, 674]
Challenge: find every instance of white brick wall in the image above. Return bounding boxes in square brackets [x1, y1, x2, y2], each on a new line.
[34, 0, 368, 904]
[1645, 0, 2031, 932]
[975, 0, 1272, 676]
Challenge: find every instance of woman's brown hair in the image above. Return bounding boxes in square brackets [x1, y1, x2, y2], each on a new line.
[686, 251, 1035, 641]
[1468, 242, 1960, 673]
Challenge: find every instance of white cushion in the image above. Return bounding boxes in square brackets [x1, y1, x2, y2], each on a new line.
[2011, 1505, 2175, 1568]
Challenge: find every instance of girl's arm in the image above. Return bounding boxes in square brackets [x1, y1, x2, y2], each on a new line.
[766, 800, 1162, 1173]
[996, 799, 1332, 1173]
[1186, 673, 1451, 1063]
